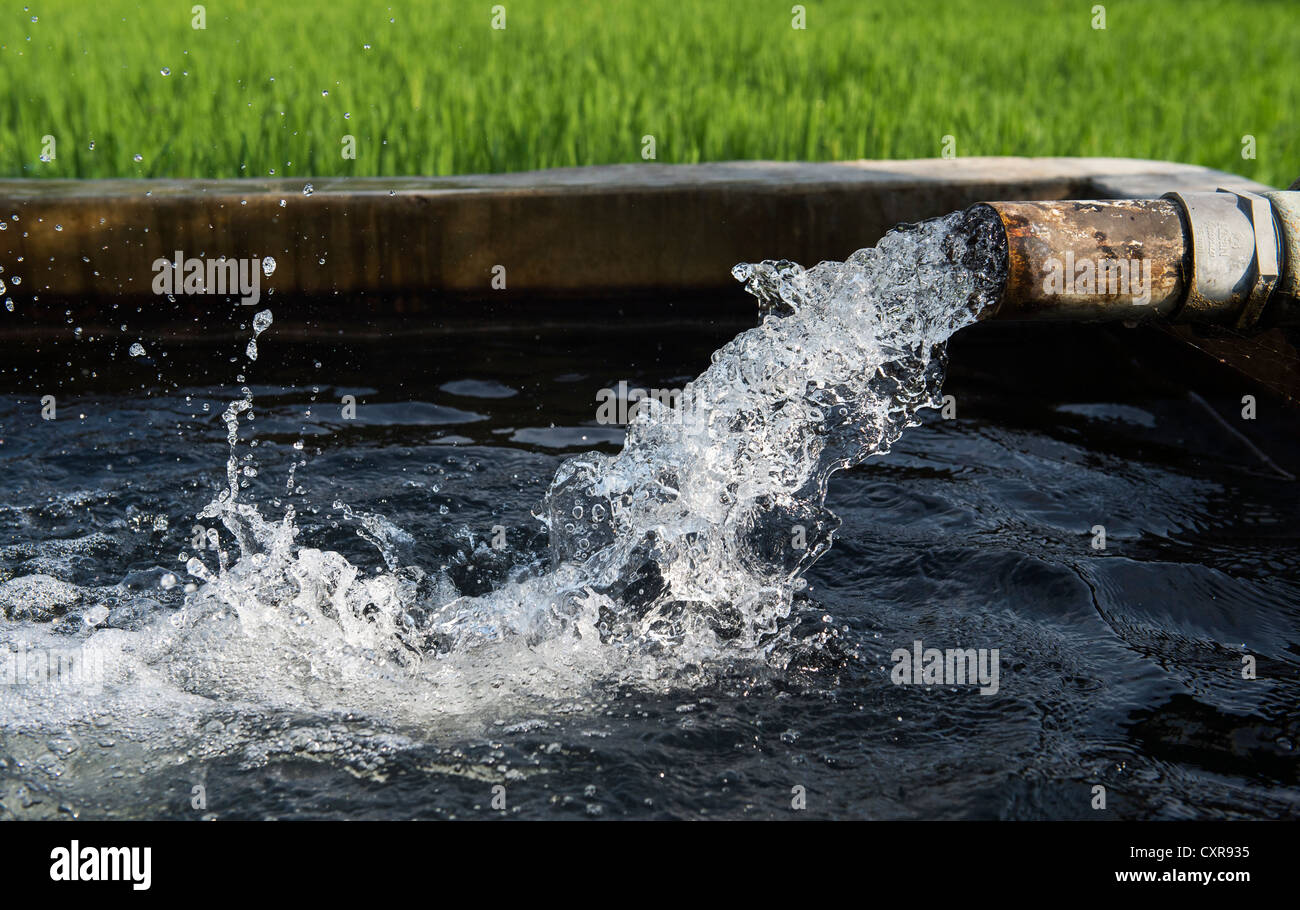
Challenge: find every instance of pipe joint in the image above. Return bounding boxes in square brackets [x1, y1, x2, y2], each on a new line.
[1161, 189, 1281, 329]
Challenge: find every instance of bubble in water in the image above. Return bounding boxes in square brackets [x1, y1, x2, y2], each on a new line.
[186, 557, 213, 583]
[84, 605, 110, 626]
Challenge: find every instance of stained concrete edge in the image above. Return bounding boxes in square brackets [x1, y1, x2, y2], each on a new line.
[0, 157, 1273, 305]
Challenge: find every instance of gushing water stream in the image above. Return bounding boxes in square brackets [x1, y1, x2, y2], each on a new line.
[173, 208, 1007, 707]
[0, 208, 1008, 770]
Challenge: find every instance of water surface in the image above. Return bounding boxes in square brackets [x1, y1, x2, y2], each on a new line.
[1, 301, 1297, 819]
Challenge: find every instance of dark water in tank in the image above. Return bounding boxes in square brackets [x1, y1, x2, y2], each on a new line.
[0, 305, 1297, 820]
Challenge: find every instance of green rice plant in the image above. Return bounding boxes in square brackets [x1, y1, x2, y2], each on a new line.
[0, 0, 1294, 186]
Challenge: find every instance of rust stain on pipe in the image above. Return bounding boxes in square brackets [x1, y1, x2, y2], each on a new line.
[975, 199, 1189, 322]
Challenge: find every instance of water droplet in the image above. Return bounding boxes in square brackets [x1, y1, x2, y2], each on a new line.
[302, 184, 313, 196]
[160, 67, 171, 76]
[133, 154, 143, 162]
[129, 342, 146, 357]
[262, 256, 276, 277]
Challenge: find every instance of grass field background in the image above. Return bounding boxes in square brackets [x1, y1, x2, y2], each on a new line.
[1, 0, 1296, 185]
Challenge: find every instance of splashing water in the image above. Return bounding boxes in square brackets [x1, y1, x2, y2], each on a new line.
[177, 208, 1007, 709]
[0, 207, 1007, 745]
[8, 209, 1299, 821]
[532, 207, 1006, 659]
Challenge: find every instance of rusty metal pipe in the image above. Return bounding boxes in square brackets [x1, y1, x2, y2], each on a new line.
[975, 190, 1300, 329]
